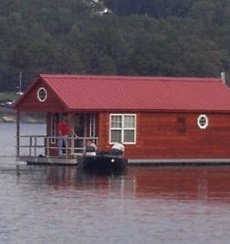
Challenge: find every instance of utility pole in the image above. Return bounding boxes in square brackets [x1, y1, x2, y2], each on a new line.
[17, 71, 23, 95]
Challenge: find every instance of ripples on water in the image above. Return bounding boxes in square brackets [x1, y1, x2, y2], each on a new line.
[1, 123, 230, 243]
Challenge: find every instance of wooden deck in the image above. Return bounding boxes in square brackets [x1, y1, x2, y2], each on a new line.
[128, 158, 230, 166]
[17, 156, 230, 167]
[16, 135, 98, 166]
[17, 156, 78, 166]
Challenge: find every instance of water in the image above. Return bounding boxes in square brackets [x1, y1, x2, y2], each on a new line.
[1, 123, 230, 243]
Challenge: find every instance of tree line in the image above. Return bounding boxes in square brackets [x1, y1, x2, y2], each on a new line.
[0, 0, 230, 91]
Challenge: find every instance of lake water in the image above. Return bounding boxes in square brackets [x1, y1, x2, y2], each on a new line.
[1, 123, 230, 243]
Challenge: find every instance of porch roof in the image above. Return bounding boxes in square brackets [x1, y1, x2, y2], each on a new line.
[14, 74, 230, 112]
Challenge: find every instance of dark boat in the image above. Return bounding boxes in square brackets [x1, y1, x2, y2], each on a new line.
[78, 151, 128, 174]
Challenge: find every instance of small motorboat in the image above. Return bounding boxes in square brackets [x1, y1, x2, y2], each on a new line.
[78, 151, 128, 174]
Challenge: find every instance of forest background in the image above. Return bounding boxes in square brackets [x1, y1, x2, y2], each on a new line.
[0, 0, 230, 92]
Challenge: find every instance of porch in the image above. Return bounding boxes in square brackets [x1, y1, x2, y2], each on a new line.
[16, 135, 99, 165]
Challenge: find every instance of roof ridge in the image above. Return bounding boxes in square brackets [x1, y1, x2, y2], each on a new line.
[39, 74, 221, 82]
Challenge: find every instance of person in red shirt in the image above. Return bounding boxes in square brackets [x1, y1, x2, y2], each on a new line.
[58, 118, 70, 157]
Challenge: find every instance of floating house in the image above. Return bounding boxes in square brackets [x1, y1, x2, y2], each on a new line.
[14, 74, 230, 165]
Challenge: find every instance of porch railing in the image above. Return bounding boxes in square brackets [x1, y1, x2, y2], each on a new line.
[16, 135, 99, 158]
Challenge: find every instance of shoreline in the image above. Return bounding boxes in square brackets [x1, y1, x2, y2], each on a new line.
[0, 107, 45, 123]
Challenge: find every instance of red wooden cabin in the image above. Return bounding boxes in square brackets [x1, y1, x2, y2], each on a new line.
[14, 74, 230, 164]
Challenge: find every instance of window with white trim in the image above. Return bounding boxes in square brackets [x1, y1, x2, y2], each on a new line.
[110, 114, 136, 144]
[37, 87, 47, 102]
[197, 114, 208, 129]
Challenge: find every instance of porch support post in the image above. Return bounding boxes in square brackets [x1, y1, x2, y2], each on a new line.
[46, 112, 52, 157]
[16, 111, 20, 158]
[83, 113, 87, 151]
[67, 113, 74, 158]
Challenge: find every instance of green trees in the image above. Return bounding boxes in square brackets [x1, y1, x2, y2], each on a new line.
[104, 0, 195, 17]
[0, 0, 230, 91]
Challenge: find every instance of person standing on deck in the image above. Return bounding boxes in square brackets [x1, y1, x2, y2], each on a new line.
[58, 118, 70, 157]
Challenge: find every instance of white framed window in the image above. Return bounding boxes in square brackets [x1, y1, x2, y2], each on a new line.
[37, 87, 47, 102]
[197, 114, 208, 129]
[110, 114, 136, 144]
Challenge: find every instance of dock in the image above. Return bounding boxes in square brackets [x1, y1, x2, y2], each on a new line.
[17, 155, 230, 167]
[17, 156, 78, 166]
[128, 158, 230, 166]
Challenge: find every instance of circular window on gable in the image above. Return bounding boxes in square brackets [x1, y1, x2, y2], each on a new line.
[197, 114, 208, 129]
[37, 87, 47, 102]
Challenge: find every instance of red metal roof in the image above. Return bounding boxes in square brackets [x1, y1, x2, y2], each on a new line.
[16, 74, 230, 112]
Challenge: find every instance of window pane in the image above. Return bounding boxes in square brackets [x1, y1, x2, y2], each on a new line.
[111, 115, 122, 128]
[124, 130, 135, 143]
[124, 115, 135, 128]
[111, 130, 122, 142]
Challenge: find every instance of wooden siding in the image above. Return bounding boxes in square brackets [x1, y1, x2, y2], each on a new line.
[99, 112, 230, 160]
[98, 112, 110, 151]
[17, 80, 66, 112]
[135, 112, 230, 159]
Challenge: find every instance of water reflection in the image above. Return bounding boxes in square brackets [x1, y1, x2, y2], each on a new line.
[3, 123, 230, 243]
[16, 164, 230, 202]
[3, 163, 230, 244]
[129, 166, 230, 202]
[15, 165, 128, 194]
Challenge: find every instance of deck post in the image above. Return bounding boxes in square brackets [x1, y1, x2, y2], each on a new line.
[46, 137, 50, 157]
[67, 113, 74, 158]
[34, 137, 37, 157]
[83, 113, 87, 153]
[29, 136, 32, 156]
[16, 111, 20, 157]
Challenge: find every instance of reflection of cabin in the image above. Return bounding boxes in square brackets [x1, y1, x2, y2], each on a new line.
[14, 74, 230, 165]
[129, 167, 230, 200]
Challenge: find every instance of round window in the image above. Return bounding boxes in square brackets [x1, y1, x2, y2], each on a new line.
[37, 87, 47, 102]
[197, 114, 208, 129]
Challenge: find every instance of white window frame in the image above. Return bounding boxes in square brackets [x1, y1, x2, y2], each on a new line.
[109, 114, 136, 144]
[37, 87, 47, 102]
[197, 114, 209, 129]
